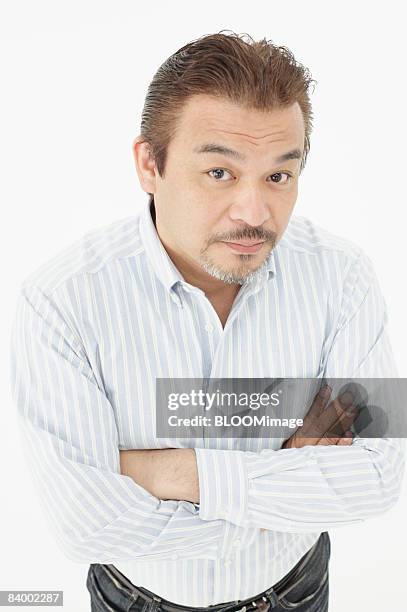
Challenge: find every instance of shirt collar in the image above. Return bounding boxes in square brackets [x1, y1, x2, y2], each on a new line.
[139, 200, 276, 294]
[139, 200, 184, 293]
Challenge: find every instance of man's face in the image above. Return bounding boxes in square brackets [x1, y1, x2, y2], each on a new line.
[147, 94, 305, 285]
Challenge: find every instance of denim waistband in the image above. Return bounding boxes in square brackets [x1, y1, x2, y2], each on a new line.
[101, 533, 324, 612]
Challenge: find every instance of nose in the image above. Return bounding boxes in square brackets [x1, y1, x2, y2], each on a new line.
[228, 185, 271, 228]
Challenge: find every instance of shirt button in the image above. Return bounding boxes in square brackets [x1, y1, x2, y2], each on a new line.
[205, 323, 214, 332]
[223, 558, 232, 566]
[171, 554, 179, 560]
[233, 538, 241, 547]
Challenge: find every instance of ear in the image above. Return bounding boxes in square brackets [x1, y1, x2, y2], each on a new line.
[132, 135, 157, 195]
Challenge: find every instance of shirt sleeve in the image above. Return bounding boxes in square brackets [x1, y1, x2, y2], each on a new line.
[10, 284, 255, 563]
[195, 251, 406, 532]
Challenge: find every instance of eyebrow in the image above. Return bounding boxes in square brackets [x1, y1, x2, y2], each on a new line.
[193, 143, 303, 164]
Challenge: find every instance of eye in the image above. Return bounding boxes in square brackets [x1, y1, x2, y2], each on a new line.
[206, 169, 293, 184]
[207, 168, 234, 181]
[268, 172, 292, 184]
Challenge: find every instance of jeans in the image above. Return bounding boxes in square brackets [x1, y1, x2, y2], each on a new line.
[86, 532, 330, 612]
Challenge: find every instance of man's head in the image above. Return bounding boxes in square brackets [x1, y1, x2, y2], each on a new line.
[133, 31, 315, 288]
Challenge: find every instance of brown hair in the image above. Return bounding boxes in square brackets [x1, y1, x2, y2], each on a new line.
[140, 30, 316, 202]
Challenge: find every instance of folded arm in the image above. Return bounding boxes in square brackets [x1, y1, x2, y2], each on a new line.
[193, 251, 406, 532]
[10, 285, 255, 564]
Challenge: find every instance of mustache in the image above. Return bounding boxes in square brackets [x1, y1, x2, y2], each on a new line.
[208, 227, 277, 244]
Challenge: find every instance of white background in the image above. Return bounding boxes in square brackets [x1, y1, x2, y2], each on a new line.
[1, 1, 406, 610]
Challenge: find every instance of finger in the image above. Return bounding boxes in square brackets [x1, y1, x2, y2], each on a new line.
[288, 423, 354, 448]
[325, 401, 359, 438]
[323, 392, 354, 426]
[305, 412, 354, 441]
[304, 385, 332, 422]
[313, 391, 358, 435]
[317, 431, 347, 445]
[321, 428, 354, 445]
[336, 437, 353, 446]
[315, 431, 352, 446]
[337, 431, 354, 445]
[315, 436, 339, 445]
[332, 404, 358, 431]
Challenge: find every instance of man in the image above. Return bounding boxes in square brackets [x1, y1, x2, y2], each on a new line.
[10, 31, 405, 612]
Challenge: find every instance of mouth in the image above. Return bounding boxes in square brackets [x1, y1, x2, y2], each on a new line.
[221, 240, 266, 254]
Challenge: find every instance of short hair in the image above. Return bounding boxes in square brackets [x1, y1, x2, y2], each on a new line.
[140, 30, 316, 203]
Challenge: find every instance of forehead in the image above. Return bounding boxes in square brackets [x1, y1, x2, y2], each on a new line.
[174, 94, 305, 152]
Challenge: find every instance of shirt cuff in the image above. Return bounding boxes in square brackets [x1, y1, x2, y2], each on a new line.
[194, 448, 248, 526]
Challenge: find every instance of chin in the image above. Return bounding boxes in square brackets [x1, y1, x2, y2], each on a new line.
[199, 254, 268, 285]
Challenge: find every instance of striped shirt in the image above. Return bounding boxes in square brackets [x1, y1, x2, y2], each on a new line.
[9, 200, 405, 606]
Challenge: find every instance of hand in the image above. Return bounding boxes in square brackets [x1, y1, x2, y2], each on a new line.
[282, 385, 357, 449]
